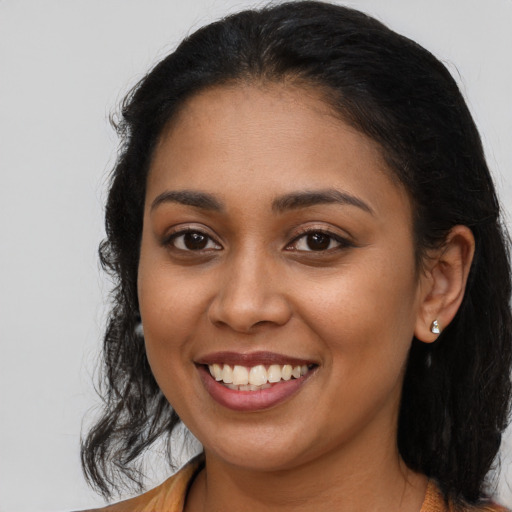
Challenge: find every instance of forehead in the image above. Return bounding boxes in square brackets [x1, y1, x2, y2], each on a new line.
[147, 83, 411, 221]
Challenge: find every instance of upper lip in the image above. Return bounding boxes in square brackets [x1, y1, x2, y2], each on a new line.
[195, 351, 317, 367]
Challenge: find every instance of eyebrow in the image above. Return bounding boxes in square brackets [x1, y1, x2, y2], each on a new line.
[272, 189, 374, 215]
[150, 190, 223, 212]
[150, 187, 373, 215]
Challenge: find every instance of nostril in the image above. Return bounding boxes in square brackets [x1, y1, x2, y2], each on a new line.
[253, 320, 273, 328]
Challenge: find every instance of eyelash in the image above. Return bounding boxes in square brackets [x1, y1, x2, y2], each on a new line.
[165, 229, 222, 252]
[285, 229, 353, 252]
[164, 227, 352, 254]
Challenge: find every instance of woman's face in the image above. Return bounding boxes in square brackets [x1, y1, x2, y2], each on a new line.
[138, 83, 428, 472]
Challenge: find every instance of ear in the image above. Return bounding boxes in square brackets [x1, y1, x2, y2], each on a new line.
[414, 225, 475, 343]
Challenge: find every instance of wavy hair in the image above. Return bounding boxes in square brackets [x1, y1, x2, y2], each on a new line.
[81, 1, 512, 504]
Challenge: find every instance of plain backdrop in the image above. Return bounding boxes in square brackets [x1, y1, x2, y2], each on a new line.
[1, 1, 511, 510]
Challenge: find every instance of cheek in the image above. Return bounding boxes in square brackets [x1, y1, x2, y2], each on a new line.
[295, 260, 419, 425]
[138, 250, 184, 365]
[138, 248, 207, 333]
[138, 269, 202, 412]
[137, 260, 220, 409]
[295, 255, 419, 362]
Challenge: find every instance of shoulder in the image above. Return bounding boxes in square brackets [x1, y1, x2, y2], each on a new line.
[421, 480, 510, 512]
[460, 504, 510, 512]
[76, 456, 204, 512]
[471, 504, 510, 512]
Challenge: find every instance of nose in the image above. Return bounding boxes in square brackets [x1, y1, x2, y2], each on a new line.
[207, 249, 292, 333]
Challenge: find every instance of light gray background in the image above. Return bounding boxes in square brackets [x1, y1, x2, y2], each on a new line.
[1, 1, 511, 510]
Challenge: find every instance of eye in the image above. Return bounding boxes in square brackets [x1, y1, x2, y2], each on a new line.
[167, 230, 222, 251]
[287, 230, 351, 252]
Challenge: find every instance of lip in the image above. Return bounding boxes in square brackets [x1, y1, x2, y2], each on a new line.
[195, 351, 315, 367]
[195, 352, 318, 412]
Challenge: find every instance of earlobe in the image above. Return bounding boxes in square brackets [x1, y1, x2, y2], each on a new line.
[414, 225, 475, 343]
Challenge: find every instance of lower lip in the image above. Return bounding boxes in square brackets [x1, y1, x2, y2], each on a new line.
[197, 365, 315, 412]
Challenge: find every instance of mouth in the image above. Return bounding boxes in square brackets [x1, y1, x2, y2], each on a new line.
[196, 352, 318, 411]
[206, 363, 314, 391]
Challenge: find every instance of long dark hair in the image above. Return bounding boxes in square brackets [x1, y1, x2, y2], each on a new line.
[81, 1, 512, 504]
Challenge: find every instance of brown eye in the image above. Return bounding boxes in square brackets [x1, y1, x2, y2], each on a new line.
[306, 232, 331, 251]
[287, 230, 351, 252]
[184, 232, 208, 250]
[169, 230, 222, 251]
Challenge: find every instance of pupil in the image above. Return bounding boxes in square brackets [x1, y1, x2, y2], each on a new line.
[184, 232, 207, 250]
[307, 233, 330, 251]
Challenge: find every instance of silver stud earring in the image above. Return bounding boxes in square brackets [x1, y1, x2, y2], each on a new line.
[135, 321, 144, 337]
[430, 319, 441, 335]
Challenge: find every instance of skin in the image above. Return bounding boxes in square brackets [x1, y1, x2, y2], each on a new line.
[137, 83, 474, 512]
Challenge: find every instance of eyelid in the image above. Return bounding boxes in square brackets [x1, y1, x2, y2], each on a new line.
[162, 224, 223, 250]
[285, 226, 354, 252]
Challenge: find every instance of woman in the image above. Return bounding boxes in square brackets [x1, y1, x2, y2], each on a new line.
[81, 1, 512, 510]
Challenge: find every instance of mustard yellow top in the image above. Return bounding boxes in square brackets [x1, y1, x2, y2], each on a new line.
[86, 457, 508, 512]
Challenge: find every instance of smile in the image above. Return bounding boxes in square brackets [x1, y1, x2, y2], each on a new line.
[196, 352, 318, 411]
[208, 363, 312, 391]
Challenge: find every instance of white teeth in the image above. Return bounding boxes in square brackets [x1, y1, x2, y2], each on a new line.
[267, 364, 282, 383]
[211, 363, 222, 381]
[208, 362, 313, 390]
[232, 365, 249, 385]
[249, 365, 267, 386]
[239, 384, 252, 391]
[221, 364, 233, 383]
[281, 365, 292, 381]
